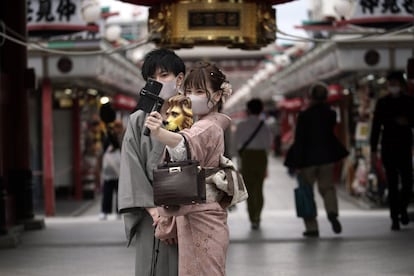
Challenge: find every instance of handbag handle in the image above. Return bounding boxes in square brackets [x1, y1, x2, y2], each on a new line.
[163, 134, 192, 163]
[181, 134, 192, 160]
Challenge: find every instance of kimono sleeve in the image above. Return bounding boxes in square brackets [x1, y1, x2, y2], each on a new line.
[180, 121, 224, 167]
[118, 111, 156, 212]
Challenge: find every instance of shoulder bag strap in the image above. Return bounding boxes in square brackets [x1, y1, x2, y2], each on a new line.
[238, 120, 264, 154]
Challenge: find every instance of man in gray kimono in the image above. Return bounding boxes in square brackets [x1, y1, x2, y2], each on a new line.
[118, 48, 185, 276]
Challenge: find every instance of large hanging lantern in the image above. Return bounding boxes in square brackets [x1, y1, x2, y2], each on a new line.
[147, 0, 276, 50]
[81, 0, 101, 23]
[105, 25, 122, 42]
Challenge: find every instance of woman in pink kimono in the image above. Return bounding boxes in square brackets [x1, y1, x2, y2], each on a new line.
[145, 62, 233, 276]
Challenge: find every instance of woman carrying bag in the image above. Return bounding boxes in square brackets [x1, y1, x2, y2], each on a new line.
[145, 62, 235, 276]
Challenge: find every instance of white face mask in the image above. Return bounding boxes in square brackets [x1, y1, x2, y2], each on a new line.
[159, 77, 177, 100]
[188, 94, 214, 116]
[388, 86, 400, 95]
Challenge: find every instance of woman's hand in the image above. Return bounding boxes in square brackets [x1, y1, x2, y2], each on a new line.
[144, 111, 164, 138]
[145, 207, 160, 226]
[144, 111, 184, 148]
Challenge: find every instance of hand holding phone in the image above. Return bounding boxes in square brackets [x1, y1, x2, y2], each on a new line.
[136, 79, 164, 136]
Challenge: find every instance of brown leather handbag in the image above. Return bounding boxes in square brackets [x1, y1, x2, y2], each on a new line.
[153, 135, 206, 207]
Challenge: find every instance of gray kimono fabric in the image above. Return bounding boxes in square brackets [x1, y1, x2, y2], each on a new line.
[118, 110, 178, 276]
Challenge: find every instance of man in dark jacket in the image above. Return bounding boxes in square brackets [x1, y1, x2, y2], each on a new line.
[370, 71, 414, 231]
[284, 82, 348, 237]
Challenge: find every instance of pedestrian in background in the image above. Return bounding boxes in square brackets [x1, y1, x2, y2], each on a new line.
[99, 120, 123, 220]
[284, 82, 348, 237]
[118, 48, 185, 276]
[265, 110, 281, 156]
[103, 118, 125, 151]
[83, 115, 106, 194]
[370, 71, 414, 231]
[236, 98, 272, 230]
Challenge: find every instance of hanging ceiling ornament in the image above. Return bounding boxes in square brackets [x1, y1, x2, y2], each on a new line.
[119, 0, 296, 50]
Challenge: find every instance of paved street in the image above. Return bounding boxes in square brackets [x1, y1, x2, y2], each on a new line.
[0, 157, 413, 276]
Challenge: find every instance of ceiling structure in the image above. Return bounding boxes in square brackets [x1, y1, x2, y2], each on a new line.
[175, 44, 279, 101]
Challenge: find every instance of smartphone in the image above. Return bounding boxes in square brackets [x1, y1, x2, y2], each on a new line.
[141, 78, 163, 96]
[136, 78, 163, 113]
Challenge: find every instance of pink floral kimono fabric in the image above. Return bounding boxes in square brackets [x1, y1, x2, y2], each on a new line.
[175, 203, 228, 276]
[158, 113, 232, 275]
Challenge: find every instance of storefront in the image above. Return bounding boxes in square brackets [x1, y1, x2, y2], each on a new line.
[244, 33, 414, 202]
[28, 40, 143, 215]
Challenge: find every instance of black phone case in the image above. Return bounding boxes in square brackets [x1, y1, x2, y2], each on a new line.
[136, 79, 163, 113]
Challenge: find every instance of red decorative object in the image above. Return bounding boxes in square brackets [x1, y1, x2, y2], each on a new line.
[113, 94, 138, 111]
[28, 24, 99, 33]
[277, 97, 303, 111]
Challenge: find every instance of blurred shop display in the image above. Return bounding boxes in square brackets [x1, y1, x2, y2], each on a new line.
[23, 0, 145, 215]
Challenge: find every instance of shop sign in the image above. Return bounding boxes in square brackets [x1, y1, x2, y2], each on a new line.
[28, 54, 143, 96]
[27, 0, 97, 34]
[148, 1, 276, 50]
[113, 94, 137, 111]
[355, 0, 413, 16]
[327, 84, 343, 103]
[188, 11, 240, 29]
[345, 0, 413, 26]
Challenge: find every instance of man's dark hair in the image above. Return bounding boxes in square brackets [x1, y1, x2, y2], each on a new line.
[247, 98, 263, 115]
[141, 48, 186, 80]
[386, 71, 406, 86]
[309, 82, 328, 102]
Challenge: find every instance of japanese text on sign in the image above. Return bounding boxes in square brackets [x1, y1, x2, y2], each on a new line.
[27, 0, 78, 23]
[188, 11, 240, 29]
[359, 0, 413, 15]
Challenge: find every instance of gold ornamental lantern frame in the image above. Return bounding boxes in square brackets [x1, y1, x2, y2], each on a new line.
[148, 0, 276, 50]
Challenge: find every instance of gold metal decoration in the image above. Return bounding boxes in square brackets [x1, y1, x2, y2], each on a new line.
[148, 0, 276, 50]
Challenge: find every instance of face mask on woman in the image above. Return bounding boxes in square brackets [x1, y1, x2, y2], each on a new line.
[159, 77, 178, 100]
[188, 94, 215, 116]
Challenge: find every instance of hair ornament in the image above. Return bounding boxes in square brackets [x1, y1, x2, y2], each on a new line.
[220, 81, 233, 100]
